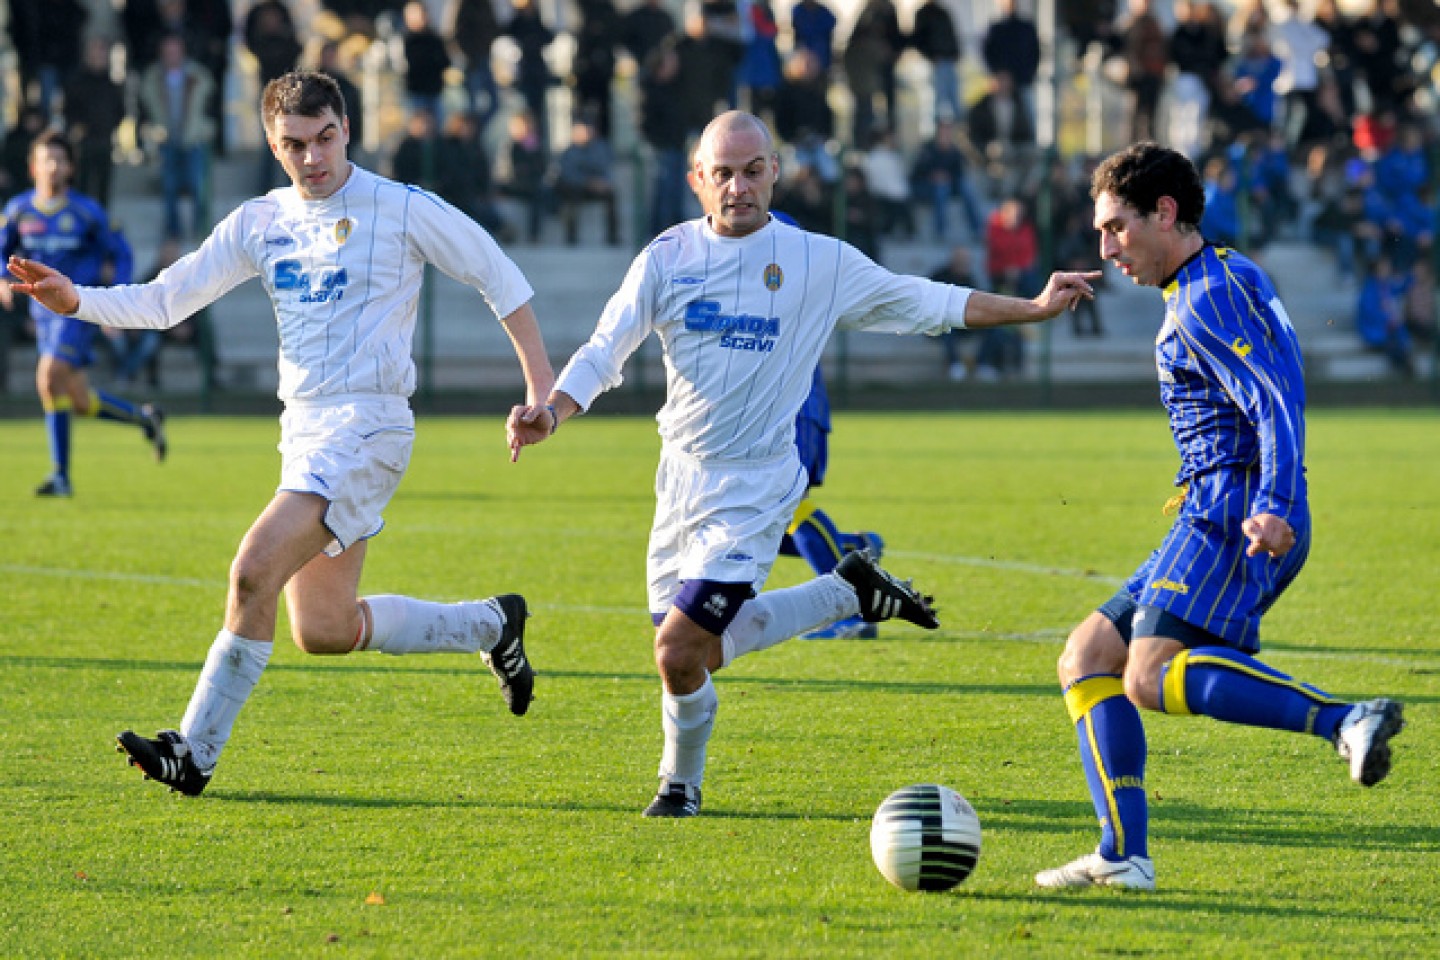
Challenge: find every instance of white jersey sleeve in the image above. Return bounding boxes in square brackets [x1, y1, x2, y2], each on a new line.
[74, 203, 262, 330]
[553, 251, 658, 411]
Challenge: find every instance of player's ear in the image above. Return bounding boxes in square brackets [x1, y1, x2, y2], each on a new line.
[1154, 195, 1179, 229]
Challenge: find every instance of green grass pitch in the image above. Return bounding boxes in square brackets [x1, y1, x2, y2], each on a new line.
[1, 410, 1436, 958]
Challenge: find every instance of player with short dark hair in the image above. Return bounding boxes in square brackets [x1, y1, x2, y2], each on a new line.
[1035, 141, 1405, 892]
[1, 130, 165, 497]
[508, 110, 1099, 817]
[9, 71, 556, 796]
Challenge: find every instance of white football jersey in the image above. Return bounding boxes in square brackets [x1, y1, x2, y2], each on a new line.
[74, 164, 533, 401]
[556, 216, 972, 462]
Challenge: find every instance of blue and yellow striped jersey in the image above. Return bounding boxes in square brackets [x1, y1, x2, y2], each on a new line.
[1157, 244, 1307, 526]
[0, 189, 132, 321]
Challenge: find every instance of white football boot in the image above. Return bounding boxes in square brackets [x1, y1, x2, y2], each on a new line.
[1334, 698, 1405, 786]
[1035, 850, 1156, 891]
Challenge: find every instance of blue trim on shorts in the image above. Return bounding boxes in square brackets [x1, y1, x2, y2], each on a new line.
[673, 579, 755, 635]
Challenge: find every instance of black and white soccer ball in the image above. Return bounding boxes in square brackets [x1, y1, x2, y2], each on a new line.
[870, 783, 982, 892]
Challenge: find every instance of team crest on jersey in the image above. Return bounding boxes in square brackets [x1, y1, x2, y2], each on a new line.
[335, 217, 354, 244]
[763, 263, 783, 291]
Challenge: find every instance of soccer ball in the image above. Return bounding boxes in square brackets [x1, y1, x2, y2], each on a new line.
[870, 784, 982, 892]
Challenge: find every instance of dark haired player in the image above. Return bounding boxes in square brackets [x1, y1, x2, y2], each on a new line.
[1036, 142, 1404, 891]
[0, 130, 164, 496]
[10, 71, 555, 795]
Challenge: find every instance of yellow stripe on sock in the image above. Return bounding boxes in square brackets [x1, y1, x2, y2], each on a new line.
[83, 389, 102, 418]
[1162, 650, 1193, 716]
[1064, 675, 1126, 724]
[42, 394, 74, 414]
[786, 498, 817, 535]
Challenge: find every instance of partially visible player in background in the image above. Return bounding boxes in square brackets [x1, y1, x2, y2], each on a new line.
[0, 130, 165, 497]
[1035, 142, 1404, 893]
[780, 365, 884, 639]
[10, 71, 554, 797]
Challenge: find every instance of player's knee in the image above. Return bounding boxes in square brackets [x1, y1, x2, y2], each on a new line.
[1057, 623, 1121, 687]
[1122, 665, 1164, 711]
[289, 621, 351, 655]
[653, 631, 708, 687]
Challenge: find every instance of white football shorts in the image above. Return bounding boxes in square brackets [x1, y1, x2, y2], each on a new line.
[277, 396, 416, 557]
[646, 446, 809, 615]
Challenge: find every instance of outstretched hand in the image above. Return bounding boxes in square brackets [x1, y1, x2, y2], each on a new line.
[1032, 270, 1103, 320]
[1243, 513, 1295, 559]
[6, 257, 80, 315]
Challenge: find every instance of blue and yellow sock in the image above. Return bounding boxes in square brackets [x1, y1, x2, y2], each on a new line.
[786, 499, 847, 576]
[87, 389, 147, 427]
[43, 395, 73, 479]
[1160, 647, 1352, 740]
[1065, 674, 1148, 861]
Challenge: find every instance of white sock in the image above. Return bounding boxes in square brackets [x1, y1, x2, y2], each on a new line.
[658, 675, 718, 787]
[720, 573, 860, 668]
[363, 594, 504, 655]
[180, 629, 272, 772]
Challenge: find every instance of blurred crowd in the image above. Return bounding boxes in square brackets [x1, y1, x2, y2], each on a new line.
[3, 0, 1439, 383]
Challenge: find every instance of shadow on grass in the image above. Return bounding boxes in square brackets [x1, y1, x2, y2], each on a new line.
[975, 796, 1439, 853]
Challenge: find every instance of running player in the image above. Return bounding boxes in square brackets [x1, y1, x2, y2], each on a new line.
[1035, 142, 1404, 892]
[508, 110, 1099, 817]
[0, 130, 165, 497]
[10, 71, 555, 796]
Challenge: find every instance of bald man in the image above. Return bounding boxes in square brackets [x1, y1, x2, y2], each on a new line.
[509, 111, 1100, 817]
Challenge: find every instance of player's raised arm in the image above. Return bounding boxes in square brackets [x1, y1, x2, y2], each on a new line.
[6, 256, 80, 316]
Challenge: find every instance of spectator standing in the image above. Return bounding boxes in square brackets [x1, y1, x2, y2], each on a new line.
[1118, 0, 1169, 144]
[1313, 0, 1359, 116]
[401, 1, 452, 123]
[318, 40, 365, 154]
[1351, 0, 1403, 111]
[185, 0, 235, 156]
[1168, 1, 1229, 161]
[1272, 0, 1330, 150]
[981, 0, 1040, 137]
[1200, 153, 1242, 248]
[620, 0, 677, 69]
[447, 0, 502, 139]
[9, 0, 88, 121]
[436, 111, 509, 238]
[245, 0, 304, 192]
[840, 165, 881, 261]
[739, 0, 783, 120]
[844, 0, 903, 149]
[63, 38, 126, 209]
[122, 0, 167, 80]
[506, 0, 557, 162]
[553, 118, 620, 246]
[674, 8, 738, 136]
[572, 0, 622, 138]
[0, 108, 48, 202]
[700, 0, 746, 108]
[140, 33, 216, 239]
[639, 41, 691, 237]
[968, 70, 1035, 174]
[911, 0, 964, 125]
[789, 0, 838, 72]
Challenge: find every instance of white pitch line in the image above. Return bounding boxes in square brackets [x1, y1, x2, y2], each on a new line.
[887, 550, 1127, 586]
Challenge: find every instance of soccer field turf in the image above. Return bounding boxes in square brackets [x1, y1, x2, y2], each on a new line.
[1, 410, 1435, 958]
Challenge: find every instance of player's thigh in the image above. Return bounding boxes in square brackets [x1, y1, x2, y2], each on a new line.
[285, 540, 369, 652]
[233, 491, 336, 597]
